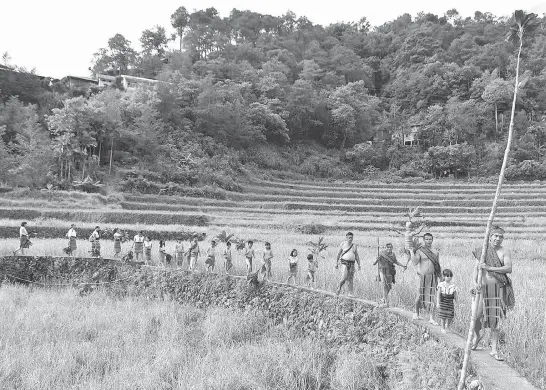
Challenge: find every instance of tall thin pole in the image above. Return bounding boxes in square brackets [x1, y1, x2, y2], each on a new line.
[457, 31, 522, 390]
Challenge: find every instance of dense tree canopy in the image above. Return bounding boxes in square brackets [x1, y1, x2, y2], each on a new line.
[1, 8, 546, 190]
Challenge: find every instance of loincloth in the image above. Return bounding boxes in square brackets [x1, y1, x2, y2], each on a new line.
[418, 274, 437, 311]
[483, 283, 505, 329]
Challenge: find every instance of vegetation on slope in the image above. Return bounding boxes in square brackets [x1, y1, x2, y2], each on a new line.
[1, 9, 546, 192]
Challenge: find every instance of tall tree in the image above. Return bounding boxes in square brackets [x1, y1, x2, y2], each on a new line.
[140, 26, 170, 56]
[90, 34, 137, 76]
[171, 6, 190, 51]
[458, 10, 539, 390]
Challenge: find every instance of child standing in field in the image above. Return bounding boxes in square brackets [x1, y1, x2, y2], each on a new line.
[144, 236, 152, 265]
[175, 239, 184, 268]
[205, 239, 217, 273]
[287, 249, 299, 285]
[436, 269, 457, 334]
[244, 241, 255, 274]
[305, 254, 318, 288]
[223, 241, 233, 274]
[260, 242, 274, 282]
[159, 240, 166, 266]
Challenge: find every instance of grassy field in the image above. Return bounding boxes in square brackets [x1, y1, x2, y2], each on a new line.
[0, 180, 545, 389]
[0, 285, 466, 390]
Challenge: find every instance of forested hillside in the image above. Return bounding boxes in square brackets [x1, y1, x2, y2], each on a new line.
[1, 8, 546, 194]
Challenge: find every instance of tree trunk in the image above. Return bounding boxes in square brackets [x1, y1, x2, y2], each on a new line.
[98, 141, 101, 164]
[109, 137, 114, 175]
[495, 104, 498, 134]
[457, 36, 523, 390]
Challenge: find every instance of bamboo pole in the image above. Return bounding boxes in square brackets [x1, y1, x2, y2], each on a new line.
[457, 31, 522, 390]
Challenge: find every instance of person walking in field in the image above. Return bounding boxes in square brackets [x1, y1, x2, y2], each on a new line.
[144, 236, 152, 265]
[223, 241, 233, 274]
[89, 226, 101, 258]
[159, 240, 167, 266]
[113, 228, 123, 258]
[14, 221, 31, 256]
[305, 254, 318, 288]
[244, 241, 255, 274]
[335, 232, 361, 297]
[411, 233, 441, 325]
[287, 249, 299, 285]
[436, 269, 457, 334]
[373, 243, 407, 307]
[471, 226, 514, 361]
[259, 242, 274, 282]
[175, 239, 185, 268]
[66, 224, 77, 257]
[188, 235, 200, 270]
[133, 231, 145, 261]
[205, 239, 217, 273]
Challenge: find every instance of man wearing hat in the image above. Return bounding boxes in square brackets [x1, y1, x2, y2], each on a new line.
[471, 226, 515, 361]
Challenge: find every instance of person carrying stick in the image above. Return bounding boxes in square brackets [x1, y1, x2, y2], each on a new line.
[374, 242, 407, 307]
[471, 226, 514, 361]
[411, 233, 441, 325]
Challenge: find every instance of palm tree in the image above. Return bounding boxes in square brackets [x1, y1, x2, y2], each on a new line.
[458, 10, 539, 390]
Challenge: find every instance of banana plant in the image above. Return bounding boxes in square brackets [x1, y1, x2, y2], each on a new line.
[214, 230, 235, 244]
[306, 236, 328, 259]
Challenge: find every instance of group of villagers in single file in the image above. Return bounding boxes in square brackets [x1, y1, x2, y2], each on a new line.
[13, 220, 514, 361]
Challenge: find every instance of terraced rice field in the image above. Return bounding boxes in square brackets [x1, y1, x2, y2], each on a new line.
[0, 179, 545, 389]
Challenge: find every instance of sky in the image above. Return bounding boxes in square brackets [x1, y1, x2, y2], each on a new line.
[1, 0, 545, 79]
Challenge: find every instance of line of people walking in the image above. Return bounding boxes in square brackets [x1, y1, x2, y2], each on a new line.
[12, 222, 514, 361]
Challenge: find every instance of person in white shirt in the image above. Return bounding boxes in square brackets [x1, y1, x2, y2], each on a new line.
[14, 221, 30, 256]
[66, 224, 77, 256]
[133, 231, 145, 261]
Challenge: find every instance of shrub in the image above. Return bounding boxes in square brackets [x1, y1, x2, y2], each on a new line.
[0, 208, 209, 226]
[504, 160, 546, 181]
[425, 143, 476, 178]
[296, 224, 327, 235]
[345, 142, 386, 173]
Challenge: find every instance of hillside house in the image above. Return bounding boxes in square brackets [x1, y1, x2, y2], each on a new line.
[62, 75, 98, 90]
[98, 74, 158, 90]
[392, 124, 421, 146]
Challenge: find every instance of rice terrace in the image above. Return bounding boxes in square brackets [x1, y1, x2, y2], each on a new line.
[0, 178, 545, 389]
[3, 2, 546, 389]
